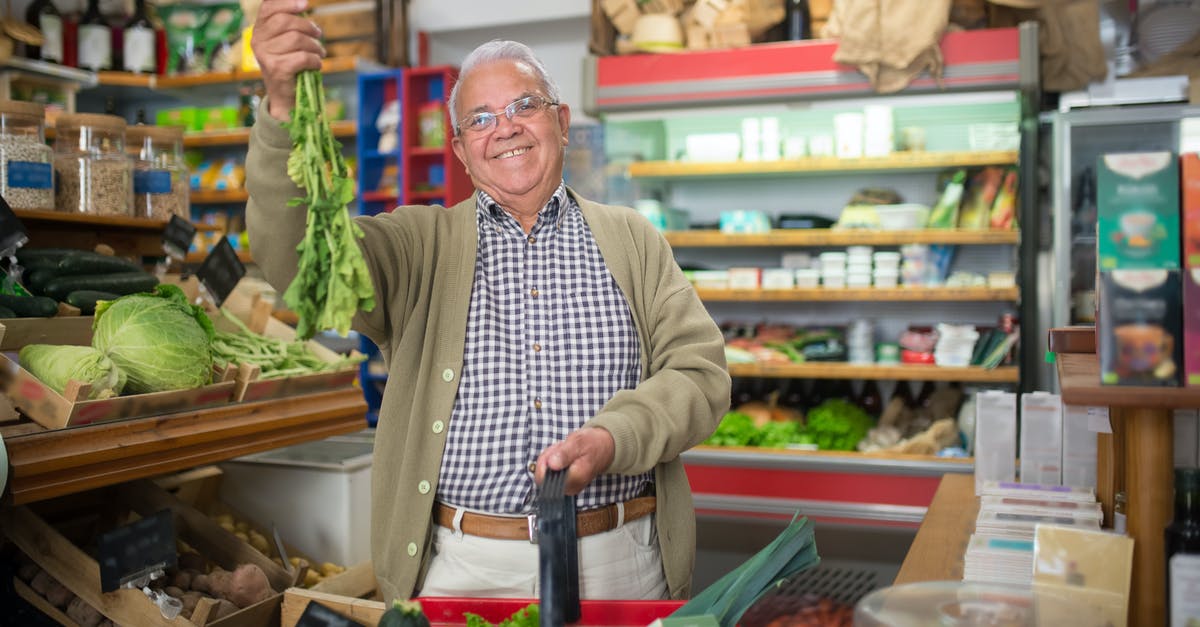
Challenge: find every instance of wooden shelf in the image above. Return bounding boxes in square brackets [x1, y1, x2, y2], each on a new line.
[408, 146, 447, 157]
[697, 286, 1019, 302]
[0, 387, 367, 505]
[97, 56, 365, 89]
[894, 473, 977, 584]
[1057, 352, 1200, 410]
[629, 150, 1019, 179]
[191, 189, 249, 204]
[728, 362, 1020, 383]
[181, 120, 357, 147]
[665, 228, 1020, 247]
[13, 208, 216, 257]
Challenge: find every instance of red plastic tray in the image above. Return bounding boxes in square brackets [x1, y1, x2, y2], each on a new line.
[414, 597, 686, 626]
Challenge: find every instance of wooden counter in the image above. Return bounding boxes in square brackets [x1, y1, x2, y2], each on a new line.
[893, 473, 978, 584]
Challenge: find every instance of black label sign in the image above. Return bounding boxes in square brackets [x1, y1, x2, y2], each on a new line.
[295, 601, 367, 627]
[162, 215, 197, 260]
[97, 509, 178, 592]
[0, 194, 28, 256]
[197, 238, 245, 307]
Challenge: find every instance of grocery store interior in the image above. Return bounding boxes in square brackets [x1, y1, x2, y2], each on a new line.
[0, 0, 1198, 625]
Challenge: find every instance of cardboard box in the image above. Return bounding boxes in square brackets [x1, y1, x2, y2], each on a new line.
[1186, 268, 1200, 386]
[1097, 152, 1180, 270]
[1184, 153, 1200, 267]
[1098, 269, 1183, 386]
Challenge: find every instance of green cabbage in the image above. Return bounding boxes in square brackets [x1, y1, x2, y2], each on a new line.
[18, 344, 126, 399]
[92, 284, 216, 394]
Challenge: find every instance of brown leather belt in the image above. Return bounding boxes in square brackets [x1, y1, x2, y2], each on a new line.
[434, 496, 656, 542]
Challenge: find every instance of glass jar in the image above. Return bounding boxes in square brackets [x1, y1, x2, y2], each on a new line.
[0, 99, 54, 210]
[53, 112, 132, 216]
[126, 125, 189, 221]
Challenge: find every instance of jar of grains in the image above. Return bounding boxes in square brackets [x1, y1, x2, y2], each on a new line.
[126, 125, 189, 220]
[0, 100, 54, 210]
[53, 113, 132, 216]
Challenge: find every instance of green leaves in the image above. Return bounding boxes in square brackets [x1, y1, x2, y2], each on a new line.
[282, 70, 376, 339]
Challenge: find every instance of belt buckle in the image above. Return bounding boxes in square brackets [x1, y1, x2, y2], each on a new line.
[527, 513, 538, 544]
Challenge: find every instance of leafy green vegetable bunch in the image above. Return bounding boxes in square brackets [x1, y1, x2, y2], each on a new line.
[704, 412, 806, 448]
[283, 70, 376, 339]
[801, 398, 875, 451]
[465, 603, 539, 627]
[210, 308, 364, 379]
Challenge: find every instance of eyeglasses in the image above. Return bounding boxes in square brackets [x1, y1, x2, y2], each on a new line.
[456, 95, 559, 134]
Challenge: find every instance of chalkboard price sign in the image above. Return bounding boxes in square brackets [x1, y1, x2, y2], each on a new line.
[162, 215, 197, 260]
[197, 238, 246, 306]
[295, 600, 367, 627]
[0, 195, 28, 257]
[97, 509, 178, 592]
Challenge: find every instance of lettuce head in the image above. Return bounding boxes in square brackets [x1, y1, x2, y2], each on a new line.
[18, 344, 126, 399]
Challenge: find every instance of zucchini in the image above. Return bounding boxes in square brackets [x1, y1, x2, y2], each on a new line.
[0, 293, 59, 317]
[23, 268, 59, 295]
[65, 290, 120, 315]
[0, 305, 15, 318]
[43, 272, 158, 302]
[56, 251, 143, 276]
[15, 248, 78, 266]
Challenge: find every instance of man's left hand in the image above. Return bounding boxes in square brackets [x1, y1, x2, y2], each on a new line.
[535, 427, 615, 495]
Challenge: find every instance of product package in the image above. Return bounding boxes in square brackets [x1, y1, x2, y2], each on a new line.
[1186, 268, 1200, 386]
[1183, 153, 1199, 267]
[978, 480, 1096, 503]
[1019, 392, 1063, 486]
[1062, 405, 1099, 489]
[974, 391, 1017, 494]
[1033, 526, 1133, 627]
[1097, 151, 1180, 270]
[1098, 269, 1183, 386]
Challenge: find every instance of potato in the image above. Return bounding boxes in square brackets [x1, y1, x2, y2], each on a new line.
[303, 569, 322, 587]
[164, 586, 185, 599]
[29, 570, 53, 595]
[66, 596, 104, 627]
[248, 531, 270, 554]
[235, 521, 250, 533]
[320, 562, 344, 576]
[289, 556, 303, 567]
[214, 513, 234, 526]
[180, 591, 203, 616]
[45, 579, 73, 608]
[190, 573, 211, 594]
[234, 531, 249, 543]
[219, 521, 236, 533]
[17, 562, 40, 582]
[170, 569, 193, 590]
[213, 599, 239, 619]
[271, 557, 284, 567]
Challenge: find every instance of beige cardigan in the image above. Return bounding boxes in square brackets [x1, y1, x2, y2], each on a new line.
[245, 107, 729, 601]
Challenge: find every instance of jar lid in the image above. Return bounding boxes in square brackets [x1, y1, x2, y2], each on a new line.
[126, 124, 185, 143]
[0, 99, 45, 117]
[55, 113, 127, 134]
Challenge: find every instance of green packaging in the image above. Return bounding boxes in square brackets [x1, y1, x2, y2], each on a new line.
[1097, 152, 1180, 270]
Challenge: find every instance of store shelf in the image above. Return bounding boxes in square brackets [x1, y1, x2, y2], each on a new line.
[362, 191, 399, 203]
[192, 189, 249, 204]
[727, 362, 1020, 383]
[629, 150, 1019, 179]
[95, 56, 368, 89]
[696, 286, 1019, 302]
[181, 120, 357, 147]
[0, 387, 367, 505]
[1, 57, 96, 86]
[665, 229, 1020, 247]
[185, 249, 254, 264]
[13, 208, 207, 231]
[1057, 351, 1200, 410]
[408, 146, 448, 157]
[12, 209, 217, 257]
[685, 447, 973, 477]
[409, 189, 446, 201]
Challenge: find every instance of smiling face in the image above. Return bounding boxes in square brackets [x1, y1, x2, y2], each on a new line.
[451, 59, 571, 221]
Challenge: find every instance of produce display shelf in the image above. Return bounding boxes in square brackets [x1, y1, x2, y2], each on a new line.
[727, 362, 1019, 383]
[192, 189, 249, 204]
[95, 56, 366, 89]
[13, 208, 216, 231]
[184, 249, 254, 264]
[0, 387, 368, 505]
[12, 209, 218, 258]
[629, 150, 1019, 179]
[181, 120, 358, 147]
[664, 229, 1020, 247]
[696, 286, 1019, 302]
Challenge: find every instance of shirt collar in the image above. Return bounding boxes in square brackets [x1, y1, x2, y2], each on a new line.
[476, 183, 569, 232]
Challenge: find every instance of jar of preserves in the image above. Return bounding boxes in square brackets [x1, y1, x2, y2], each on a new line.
[53, 112, 132, 216]
[126, 124, 189, 220]
[0, 99, 54, 210]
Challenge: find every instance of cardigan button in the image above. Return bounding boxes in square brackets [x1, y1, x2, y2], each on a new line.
[418, 480, 431, 494]
[407, 542, 418, 557]
[441, 368, 454, 382]
[432, 420, 445, 434]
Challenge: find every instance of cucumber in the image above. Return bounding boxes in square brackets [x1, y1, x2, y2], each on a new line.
[23, 268, 59, 295]
[43, 272, 158, 302]
[65, 290, 120, 315]
[0, 293, 59, 317]
[15, 248, 78, 266]
[0, 305, 15, 318]
[56, 251, 143, 276]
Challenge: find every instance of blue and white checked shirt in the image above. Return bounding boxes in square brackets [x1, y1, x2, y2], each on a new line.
[436, 184, 652, 514]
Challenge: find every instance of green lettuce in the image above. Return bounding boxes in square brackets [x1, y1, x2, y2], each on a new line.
[92, 284, 215, 394]
[18, 344, 126, 399]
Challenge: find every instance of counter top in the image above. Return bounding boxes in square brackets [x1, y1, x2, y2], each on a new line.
[893, 473, 978, 584]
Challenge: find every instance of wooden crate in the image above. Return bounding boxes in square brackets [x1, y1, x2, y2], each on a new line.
[1, 479, 296, 627]
[282, 588, 387, 627]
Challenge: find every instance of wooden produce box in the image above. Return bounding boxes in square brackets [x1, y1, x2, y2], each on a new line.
[217, 291, 363, 404]
[2, 479, 297, 627]
[0, 321, 241, 429]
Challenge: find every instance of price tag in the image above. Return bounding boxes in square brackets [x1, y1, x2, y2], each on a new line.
[0, 195, 28, 257]
[196, 238, 245, 307]
[295, 601, 367, 627]
[97, 509, 178, 592]
[162, 215, 197, 261]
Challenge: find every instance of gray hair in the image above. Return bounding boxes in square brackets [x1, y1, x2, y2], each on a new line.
[447, 40, 562, 136]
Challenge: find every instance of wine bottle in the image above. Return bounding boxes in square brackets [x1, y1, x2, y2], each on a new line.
[25, 0, 63, 62]
[122, 0, 155, 73]
[77, 0, 111, 71]
[1167, 467, 1200, 626]
[858, 379, 883, 416]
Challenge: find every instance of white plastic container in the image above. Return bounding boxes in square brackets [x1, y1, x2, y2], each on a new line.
[818, 251, 847, 266]
[847, 245, 873, 258]
[794, 268, 820, 288]
[762, 268, 795, 289]
[847, 273, 872, 288]
[741, 117, 761, 162]
[822, 268, 846, 288]
[873, 268, 899, 288]
[862, 104, 894, 157]
[219, 435, 374, 566]
[760, 116, 780, 161]
[846, 261, 872, 276]
[873, 251, 901, 269]
[833, 112, 864, 159]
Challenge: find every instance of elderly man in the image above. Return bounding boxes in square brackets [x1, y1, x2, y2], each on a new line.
[247, 2, 729, 602]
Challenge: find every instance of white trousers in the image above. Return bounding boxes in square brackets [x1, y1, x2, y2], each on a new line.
[418, 514, 668, 600]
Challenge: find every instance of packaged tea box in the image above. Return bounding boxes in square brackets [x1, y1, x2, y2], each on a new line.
[1097, 152, 1180, 270]
[1098, 269, 1182, 386]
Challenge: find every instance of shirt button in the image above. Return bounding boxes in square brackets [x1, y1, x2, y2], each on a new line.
[527, 235, 536, 244]
[432, 420, 445, 434]
[442, 368, 454, 382]
[530, 288, 539, 298]
[533, 343, 542, 352]
[534, 398, 543, 410]
[418, 480, 431, 494]
[407, 542, 418, 557]
[527, 462, 536, 473]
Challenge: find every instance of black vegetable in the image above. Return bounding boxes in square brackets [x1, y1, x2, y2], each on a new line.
[378, 600, 430, 627]
[65, 290, 120, 315]
[56, 251, 143, 276]
[23, 268, 59, 295]
[15, 248, 77, 266]
[43, 272, 158, 302]
[0, 294, 58, 317]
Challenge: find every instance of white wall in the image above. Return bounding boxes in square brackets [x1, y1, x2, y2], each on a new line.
[408, 0, 589, 34]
